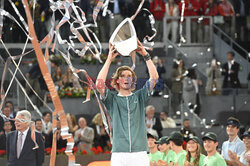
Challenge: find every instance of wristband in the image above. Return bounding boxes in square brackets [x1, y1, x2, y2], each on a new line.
[143, 53, 151, 61]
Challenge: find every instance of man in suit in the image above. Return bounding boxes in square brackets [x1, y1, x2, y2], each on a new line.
[6, 110, 44, 166]
[145, 105, 163, 138]
[222, 51, 241, 95]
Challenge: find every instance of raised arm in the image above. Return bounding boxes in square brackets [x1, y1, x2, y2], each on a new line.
[136, 39, 159, 92]
[96, 44, 119, 98]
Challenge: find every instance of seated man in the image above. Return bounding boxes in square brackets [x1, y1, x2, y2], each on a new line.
[74, 117, 94, 152]
[160, 112, 176, 128]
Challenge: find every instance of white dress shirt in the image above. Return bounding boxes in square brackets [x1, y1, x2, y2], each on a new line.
[18, 127, 29, 151]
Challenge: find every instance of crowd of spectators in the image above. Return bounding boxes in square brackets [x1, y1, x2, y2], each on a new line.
[1, 0, 250, 43]
[0, 99, 249, 166]
[147, 117, 249, 166]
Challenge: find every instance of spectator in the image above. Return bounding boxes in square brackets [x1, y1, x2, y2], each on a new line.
[167, 131, 187, 166]
[203, 0, 218, 42]
[54, 120, 67, 150]
[185, 136, 206, 166]
[183, 68, 202, 115]
[35, 119, 51, 148]
[218, 0, 234, 36]
[222, 51, 241, 95]
[233, 0, 247, 42]
[29, 0, 47, 41]
[5, 101, 16, 118]
[35, 119, 43, 133]
[171, 59, 186, 118]
[150, 0, 166, 41]
[43, 119, 67, 150]
[222, 117, 245, 165]
[66, 113, 78, 135]
[206, 59, 222, 95]
[108, 0, 127, 36]
[0, 107, 15, 131]
[147, 133, 163, 164]
[41, 111, 52, 135]
[202, 132, 227, 166]
[26, 62, 47, 108]
[62, 67, 81, 89]
[90, 113, 110, 151]
[0, 121, 13, 150]
[179, 0, 201, 43]
[228, 129, 250, 165]
[181, 119, 196, 142]
[127, 0, 150, 41]
[147, 56, 166, 95]
[155, 136, 175, 165]
[145, 105, 163, 138]
[165, 0, 179, 43]
[53, 66, 63, 90]
[160, 111, 176, 128]
[74, 117, 94, 152]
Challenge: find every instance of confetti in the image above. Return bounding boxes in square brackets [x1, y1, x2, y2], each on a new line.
[192, 63, 197, 68]
[163, 95, 169, 99]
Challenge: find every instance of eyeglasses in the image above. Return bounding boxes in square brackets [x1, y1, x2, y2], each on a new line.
[15, 118, 29, 123]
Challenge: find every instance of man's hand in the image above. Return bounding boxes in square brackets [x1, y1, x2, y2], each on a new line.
[78, 132, 81, 139]
[158, 160, 168, 166]
[107, 43, 119, 62]
[184, 161, 192, 166]
[136, 39, 147, 56]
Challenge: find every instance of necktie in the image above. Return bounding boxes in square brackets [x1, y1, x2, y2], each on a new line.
[17, 132, 23, 158]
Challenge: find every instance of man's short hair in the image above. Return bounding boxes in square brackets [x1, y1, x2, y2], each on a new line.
[42, 111, 51, 117]
[5, 101, 14, 107]
[4, 120, 11, 125]
[184, 118, 189, 122]
[146, 105, 155, 113]
[16, 110, 31, 123]
[35, 119, 42, 123]
[161, 111, 168, 116]
[227, 51, 235, 57]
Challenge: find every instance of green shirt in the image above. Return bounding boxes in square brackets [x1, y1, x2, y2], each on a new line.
[204, 152, 227, 166]
[174, 150, 187, 166]
[148, 151, 164, 162]
[162, 149, 175, 164]
[190, 154, 206, 166]
[101, 81, 151, 152]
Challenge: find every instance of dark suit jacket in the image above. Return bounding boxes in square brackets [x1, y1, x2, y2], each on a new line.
[6, 129, 45, 166]
[0, 133, 7, 150]
[222, 62, 241, 88]
[146, 117, 163, 138]
[108, 0, 127, 17]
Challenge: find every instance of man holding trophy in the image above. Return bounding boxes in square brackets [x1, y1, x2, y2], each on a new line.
[96, 18, 159, 166]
